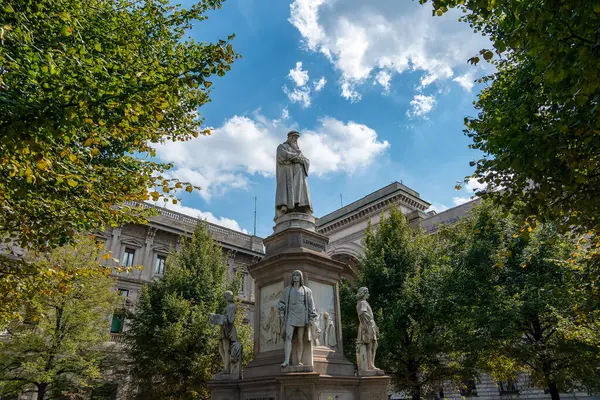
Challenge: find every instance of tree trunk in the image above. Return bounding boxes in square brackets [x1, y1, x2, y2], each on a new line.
[548, 382, 560, 400]
[37, 383, 47, 400]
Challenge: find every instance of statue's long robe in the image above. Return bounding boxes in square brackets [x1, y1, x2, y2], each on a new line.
[275, 142, 312, 214]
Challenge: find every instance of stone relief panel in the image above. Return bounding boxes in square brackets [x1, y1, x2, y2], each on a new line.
[307, 280, 337, 349]
[259, 280, 284, 352]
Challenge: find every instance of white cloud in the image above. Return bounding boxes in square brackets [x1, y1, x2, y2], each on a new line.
[341, 81, 362, 102]
[375, 70, 392, 94]
[283, 85, 312, 108]
[281, 107, 290, 120]
[453, 72, 475, 91]
[452, 196, 473, 206]
[314, 76, 327, 92]
[283, 62, 327, 107]
[465, 176, 487, 192]
[407, 94, 436, 118]
[288, 0, 490, 100]
[156, 201, 248, 233]
[153, 113, 389, 199]
[302, 117, 390, 174]
[288, 61, 310, 87]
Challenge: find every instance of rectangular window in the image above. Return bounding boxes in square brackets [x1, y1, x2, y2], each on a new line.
[460, 380, 478, 397]
[155, 254, 167, 275]
[241, 272, 247, 293]
[110, 313, 124, 333]
[121, 248, 135, 267]
[117, 289, 129, 297]
[499, 381, 518, 395]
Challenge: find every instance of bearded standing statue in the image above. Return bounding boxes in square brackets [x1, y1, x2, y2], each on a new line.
[275, 131, 313, 218]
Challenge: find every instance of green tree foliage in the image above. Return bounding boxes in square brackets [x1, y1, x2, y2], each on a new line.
[341, 207, 477, 400]
[0, 0, 238, 327]
[436, 202, 600, 400]
[0, 0, 238, 250]
[422, 0, 600, 236]
[0, 236, 121, 400]
[126, 223, 251, 400]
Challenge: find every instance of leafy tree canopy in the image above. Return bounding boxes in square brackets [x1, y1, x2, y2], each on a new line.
[0, 0, 238, 251]
[0, 235, 122, 400]
[422, 0, 600, 236]
[436, 201, 600, 400]
[126, 222, 251, 400]
[341, 207, 478, 400]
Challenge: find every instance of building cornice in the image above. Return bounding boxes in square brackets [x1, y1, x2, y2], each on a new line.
[316, 191, 428, 236]
[122, 201, 265, 257]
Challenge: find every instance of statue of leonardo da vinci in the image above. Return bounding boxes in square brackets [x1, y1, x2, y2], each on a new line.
[275, 131, 313, 218]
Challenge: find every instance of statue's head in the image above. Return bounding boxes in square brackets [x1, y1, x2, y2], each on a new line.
[291, 269, 304, 286]
[356, 287, 369, 300]
[287, 130, 300, 145]
[323, 311, 330, 320]
[224, 290, 234, 302]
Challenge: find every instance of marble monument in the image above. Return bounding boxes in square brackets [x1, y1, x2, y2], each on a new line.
[275, 130, 313, 218]
[277, 270, 317, 368]
[355, 287, 383, 376]
[208, 131, 389, 400]
[210, 291, 243, 379]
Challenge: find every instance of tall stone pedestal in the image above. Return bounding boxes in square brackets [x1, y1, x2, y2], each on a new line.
[209, 213, 390, 400]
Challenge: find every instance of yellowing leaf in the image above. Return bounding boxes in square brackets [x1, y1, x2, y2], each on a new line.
[67, 179, 78, 187]
[185, 185, 193, 193]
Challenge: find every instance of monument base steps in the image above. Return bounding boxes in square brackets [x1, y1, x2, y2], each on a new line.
[208, 373, 390, 400]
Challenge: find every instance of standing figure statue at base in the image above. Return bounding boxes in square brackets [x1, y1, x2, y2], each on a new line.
[275, 131, 313, 218]
[277, 270, 317, 367]
[209, 291, 242, 378]
[356, 287, 380, 373]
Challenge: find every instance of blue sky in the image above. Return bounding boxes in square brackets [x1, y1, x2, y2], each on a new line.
[151, 0, 491, 237]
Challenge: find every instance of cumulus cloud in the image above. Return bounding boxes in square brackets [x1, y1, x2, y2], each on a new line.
[341, 81, 362, 102]
[156, 201, 248, 233]
[465, 176, 487, 192]
[407, 94, 436, 118]
[375, 70, 392, 94]
[283, 62, 327, 107]
[283, 85, 312, 108]
[288, 0, 490, 100]
[288, 61, 310, 87]
[453, 72, 475, 91]
[153, 113, 389, 200]
[314, 76, 327, 91]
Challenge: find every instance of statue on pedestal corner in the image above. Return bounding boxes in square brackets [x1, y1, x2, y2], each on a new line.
[276, 270, 317, 367]
[356, 287, 381, 373]
[209, 291, 242, 378]
[275, 131, 313, 218]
